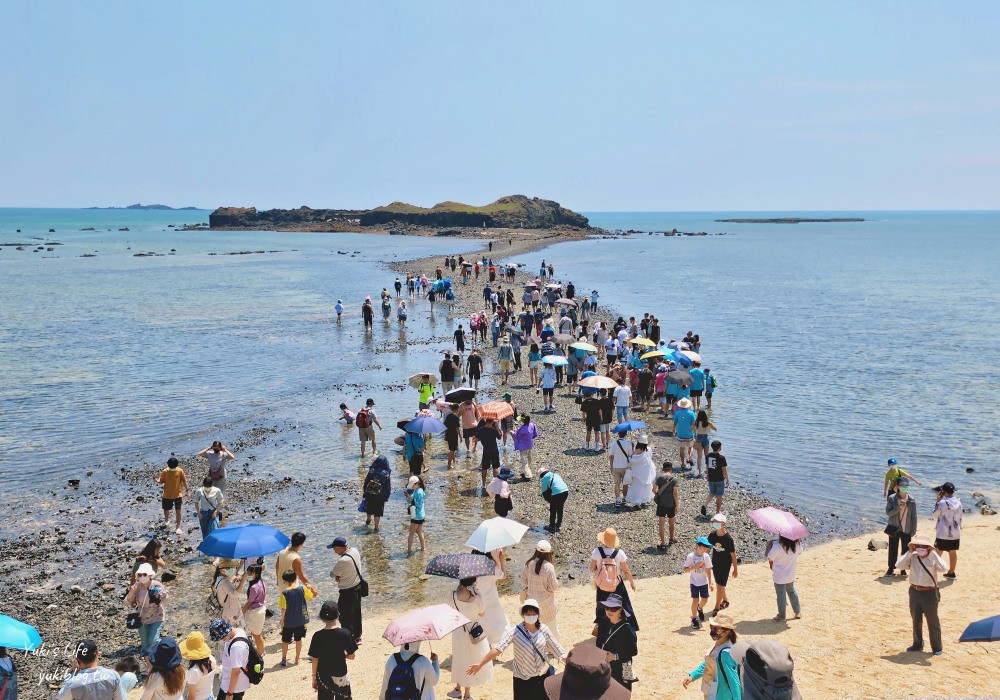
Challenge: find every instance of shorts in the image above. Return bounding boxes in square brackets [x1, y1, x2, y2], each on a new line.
[542, 388, 554, 398]
[529, 360, 541, 369]
[696, 434, 711, 448]
[676, 436, 694, 446]
[246, 606, 266, 636]
[638, 390, 652, 401]
[705, 392, 713, 398]
[481, 452, 501, 471]
[365, 497, 385, 517]
[281, 625, 307, 643]
[935, 538, 960, 551]
[410, 518, 425, 525]
[708, 480, 726, 497]
[616, 406, 629, 421]
[499, 360, 511, 372]
[585, 419, 601, 431]
[463, 427, 477, 440]
[161, 497, 182, 511]
[713, 561, 732, 587]
[656, 504, 676, 518]
[600, 422, 611, 433]
[358, 425, 375, 441]
[690, 389, 703, 397]
[469, 370, 481, 380]
[690, 583, 709, 600]
[446, 433, 459, 451]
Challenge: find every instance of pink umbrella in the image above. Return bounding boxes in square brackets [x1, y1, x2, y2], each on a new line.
[748, 507, 809, 540]
[382, 604, 471, 646]
[434, 399, 453, 414]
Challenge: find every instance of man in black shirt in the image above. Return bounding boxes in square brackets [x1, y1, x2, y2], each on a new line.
[654, 462, 679, 549]
[581, 394, 602, 451]
[636, 367, 654, 411]
[466, 350, 484, 390]
[597, 388, 615, 451]
[474, 419, 502, 496]
[707, 513, 738, 615]
[439, 353, 456, 394]
[702, 440, 730, 517]
[443, 407, 461, 470]
[454, 325, 466, 354]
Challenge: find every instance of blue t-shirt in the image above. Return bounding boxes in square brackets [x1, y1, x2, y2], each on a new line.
[335, 303, 343, 314]
[688, 368, 706, 391]
[540, 471, 569, 495]
[540, 368, 557, 389]
[673, 409, 697, 439]
[404, 432, 425, 461]
[675, 384, 691, 400]
[665, 382, 678, 398]
[528, 350, 542, 362]
[411, 488, 426, 520]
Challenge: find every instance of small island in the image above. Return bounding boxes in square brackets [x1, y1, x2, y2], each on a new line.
[715, 217, 864, 224]
[207, 195, 591, 235]
[87, 203, 201, 210]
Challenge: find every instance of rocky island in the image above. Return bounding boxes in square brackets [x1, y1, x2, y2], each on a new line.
[207, 195, 591, 235]
[715, 217, 864, 224]
[87, 203, 202, 210]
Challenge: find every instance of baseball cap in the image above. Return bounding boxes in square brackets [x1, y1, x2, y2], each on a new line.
[320, 601, 340, 621]
[934, 482, 956, 494]
[74, 640, 98, 663]
[326, 536, 348, 549]
[366, 398, 375, 406]
[710, 513, 727, 524]
[887, 457, 897, 466]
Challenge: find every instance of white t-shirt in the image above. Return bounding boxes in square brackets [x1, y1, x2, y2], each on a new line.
[591, 546, 627, 564]
[186, 657, 218, 700]
[608, 439, 633, 469]
[605, 338, 618, 355]
[685, 552, 713, 587]
[220, 632, 251, 694]
[767, 541, 802, 585]
[613, 386, 632, 407]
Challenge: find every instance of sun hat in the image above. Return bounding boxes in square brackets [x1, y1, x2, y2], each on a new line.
[696, 536, 712, 548]
[599, 593, 632, 617]
[208, 618, 233, 641]
[543, 644, 631, 700]
[179, 631, 212, 661]
[711, 513, 727, 524]
[134, 563, 155, 577]
[636, 433, 649, 446]
[498, 466, 514, 480]
[148, 637, 182, 670]
[910, 534, 934, 547]
[215, 558, 241, 569]
[538, 466, 551, 476]
[536, 540, 553, 554]
[711, 613, 736, 631]
[677, 398, 694, 410]
[597, 527, 620, 548]
[520, 598, 541, 615]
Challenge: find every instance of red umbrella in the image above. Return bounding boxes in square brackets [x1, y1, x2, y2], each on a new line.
[479, 401, 514, 421]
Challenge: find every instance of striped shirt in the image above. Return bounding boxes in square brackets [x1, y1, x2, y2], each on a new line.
[494, 623, 565, 679]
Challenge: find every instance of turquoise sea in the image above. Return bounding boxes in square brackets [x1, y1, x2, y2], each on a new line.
[2, 208, 998, 556]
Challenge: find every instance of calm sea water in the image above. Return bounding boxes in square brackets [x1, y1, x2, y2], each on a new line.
[2, 208, 998, 596]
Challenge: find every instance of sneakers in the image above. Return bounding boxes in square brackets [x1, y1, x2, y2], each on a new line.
[883, 568, 895, 578]
[447, 691, 463, 699]
[943, 572, 957, 579]
[698, 607, 705, 621]
[656, 543, 668, 551]
[932, 650, 943, 656]
[280, 658, 288, 667]
[523, 466, 533, 479]
[692, 617, 701, 630]
[905, 645, 923, 652]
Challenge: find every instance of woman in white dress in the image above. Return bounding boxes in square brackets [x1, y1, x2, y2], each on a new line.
[624, 434, 656, 508]
[520, 540, 561, 643]
[448, 577, 493, 700]
[471, 548, 510, 646]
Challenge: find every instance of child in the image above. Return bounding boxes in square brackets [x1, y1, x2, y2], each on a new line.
[335, 299, 343, 324]
[278, 569, 314, 666]
[154, 457, 190, 535]
[338, 403, 355, 425]
[682, 536, 714, 629]
[487, 467, 515, 517]
[703, 368, 715, 409]
[114, 657, 141, 700]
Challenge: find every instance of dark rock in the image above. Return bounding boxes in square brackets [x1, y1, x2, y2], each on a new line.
[160, 570, 177, 583]
[966, 467, 974, 473]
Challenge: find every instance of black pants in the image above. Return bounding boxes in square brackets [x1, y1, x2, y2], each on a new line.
[888, 531, 912, 569]
[217, 691, 244, 700]
[548, 491, 568, 531]
[338, 586, 363, 640]
[513, 352, 522, 371]
[513, 673, 548, 700]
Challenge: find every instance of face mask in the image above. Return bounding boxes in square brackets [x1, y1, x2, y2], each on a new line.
[522, 614, 539, 625]
[899, 488, 909, 494]
[915, 548, 929, 557]
[712, 522, 723, 530]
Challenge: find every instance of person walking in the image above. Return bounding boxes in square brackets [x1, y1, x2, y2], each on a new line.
[513, 415, 538, 480]
[458, 399, 480, 458]
[209, 619, 251, 700]
[612, 382, 631, 423]
[361, 456, 391, 531]
[309, 601, 357, 700]
[328, 537, 365, 645]
[487, 466, 515, 517]
[768, 535, 802, 622]
[895, 534, 947, 655]
[883, 457, 922, 498]
[692, 411, 717, 475]
[470, 548, 509, 646]
[475, 418, 503, 496]
[884, 477, 918, 577]
[538, 467, 569, 534]
[444, 404, 461, 470]
[180, 631, 218, 700]
[440, 353, 457, 394]
[155, 457, 190, 535]
[447, 577, 493, 700]
[593, 594, 638, 691]
[397, 300, 408, 327]
[454, 325, 466, 354]
[212, 559, 248, 627]
[682, 614, 741, 700]
[278, 569, 314, 667]
[361, 298, 374, 332]
[623, 435, 655, 509]
[701, 441, 729, 517]
[654, 462, 680, 550]
[467, 599, 566, 700]
[707, 514, 738, 615]
[466, 349, 484, 390]
[932, 481, 962, 579]
[355, 399, 382, 458]
[193, 477, 224, 540]
[521, 541, 561, 643]
[538, 363, 557, 412]
[498, 336, 514, 385]
[406, 475, 427, 555]
[198, 441, 234, 494]
[590, 528, 640, 630]
[673, 398, 697, 470]
[608, 432, 633, 509]
[125, 563, 169, 666]
[141, 638, 186, 700]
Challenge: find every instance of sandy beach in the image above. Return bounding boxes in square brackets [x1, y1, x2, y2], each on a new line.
[239, 520, 999, 700]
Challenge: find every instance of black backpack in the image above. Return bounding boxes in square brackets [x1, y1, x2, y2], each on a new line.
[732, 640, 802, 700]
[227, 636, 265, 685]
[365, 476, 384, 500]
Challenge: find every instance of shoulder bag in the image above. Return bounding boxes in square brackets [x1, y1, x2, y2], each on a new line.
[453, 592, 485, 641]
[915, 555, 942, 602]
[345, 554, 369, 597]
[516, 624, 555, 677]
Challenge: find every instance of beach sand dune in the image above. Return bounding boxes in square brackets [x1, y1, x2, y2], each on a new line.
[246, 521, 998, 700]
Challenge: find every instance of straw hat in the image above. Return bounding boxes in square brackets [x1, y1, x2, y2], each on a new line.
[215, 558, 241, 569]
[711, 614, 737, 631]
[597, 527, 620, 548]
[677, 398, 694, 410]
[910, 534, 934, 547]
[179, 631, 212, 661]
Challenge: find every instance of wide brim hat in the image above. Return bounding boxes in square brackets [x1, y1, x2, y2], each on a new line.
[544, 645, 631, 700]
[910, 534, 934, 547]
[148, 637, 182, 670]
[677, 398, 694, 409]
[710, 614, 736, 631]
[134, 563, 155, 577]
[179, 631, 212, 661]
[215, 558, 241, 569]
[597, 527, 620, 548]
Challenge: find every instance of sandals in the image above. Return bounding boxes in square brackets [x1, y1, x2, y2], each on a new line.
[720, 601, 730, 610]
[772, 615, 785, 622]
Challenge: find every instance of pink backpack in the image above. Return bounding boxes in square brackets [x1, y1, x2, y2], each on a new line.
[594, 547, 622, 593]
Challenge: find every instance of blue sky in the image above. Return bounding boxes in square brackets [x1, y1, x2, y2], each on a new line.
[1, 1, 998, 210]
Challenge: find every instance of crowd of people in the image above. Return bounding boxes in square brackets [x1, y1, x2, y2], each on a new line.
[44, 250, 970, 700]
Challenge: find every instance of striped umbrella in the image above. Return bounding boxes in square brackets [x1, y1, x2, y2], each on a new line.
[479, 401, 514, 421]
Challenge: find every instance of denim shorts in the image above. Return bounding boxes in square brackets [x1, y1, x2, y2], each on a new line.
[690, 583, 709, 599]
[708, 480, 725, 497]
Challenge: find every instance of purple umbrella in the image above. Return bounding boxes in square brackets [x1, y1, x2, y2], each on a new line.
[748, 507, 809, 540]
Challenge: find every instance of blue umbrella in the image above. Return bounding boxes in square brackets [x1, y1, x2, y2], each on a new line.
[959, 615, 1000, 642]
[197, 523, 290, 559]
[541, 355, 569, 366]
[612, 420, 648, 434]
[0, 613, 43, 651]
[405, 415, 446, 434]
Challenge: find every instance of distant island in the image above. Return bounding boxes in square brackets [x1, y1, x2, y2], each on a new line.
[207, 195, 590, 235]
[715, 217, 864, 224]
[87, 203, 202, 211]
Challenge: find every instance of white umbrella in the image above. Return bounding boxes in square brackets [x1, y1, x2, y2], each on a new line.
[679, 350, 702, 363]
[578, 375, 619, 390]
[465, 517, 529, 552]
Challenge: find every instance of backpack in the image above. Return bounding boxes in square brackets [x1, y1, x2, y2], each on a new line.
[365, 476, 384, 500]
[710, 375, 718, 389]
[227, 636, 265, 685]
[205, 577, 224, 613]
[356, 409, 371, 429]
[594, 547, 622, 593]
[385, 653, 423, 700]
[735, 639, 801, 700]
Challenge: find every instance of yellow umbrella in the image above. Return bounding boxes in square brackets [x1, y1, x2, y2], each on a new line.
[570, 341, 598, 352]
[640, 350, 668, 360]
[629, 337, 656, 347]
